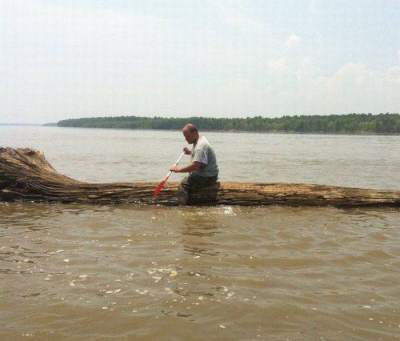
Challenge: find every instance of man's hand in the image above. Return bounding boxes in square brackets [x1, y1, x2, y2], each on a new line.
[170, 161, 201, 173]
[169, 165, 180, 172]
[183, 147, 191, 155]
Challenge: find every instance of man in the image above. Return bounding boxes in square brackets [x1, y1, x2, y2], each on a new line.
[169, 123, 219, 204]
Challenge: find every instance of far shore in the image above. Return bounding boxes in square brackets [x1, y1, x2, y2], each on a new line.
[37, 123, 400, 137]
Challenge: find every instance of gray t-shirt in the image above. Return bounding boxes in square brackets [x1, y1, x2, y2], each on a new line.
[191, 136, 219, 177]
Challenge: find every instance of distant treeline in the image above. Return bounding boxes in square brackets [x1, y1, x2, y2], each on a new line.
[57, 113, 400, 134]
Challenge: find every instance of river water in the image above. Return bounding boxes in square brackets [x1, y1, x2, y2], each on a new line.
[1, 126, 400, 340]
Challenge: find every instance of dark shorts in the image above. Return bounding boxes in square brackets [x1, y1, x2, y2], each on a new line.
[178, 173, 218, 204]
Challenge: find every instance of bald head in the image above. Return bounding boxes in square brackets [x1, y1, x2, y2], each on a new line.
[182, 123, 199, 144]
[183, 123, 198, 134]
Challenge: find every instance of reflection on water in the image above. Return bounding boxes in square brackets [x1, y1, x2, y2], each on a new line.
[1, 202, 400, 340]
[181, 209, 220, 257]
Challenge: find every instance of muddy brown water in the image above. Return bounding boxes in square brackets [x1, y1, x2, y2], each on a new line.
[1, 126, 400, 340]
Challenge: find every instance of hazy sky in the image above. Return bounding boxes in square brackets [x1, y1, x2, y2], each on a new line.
[1, 0, 399, 123]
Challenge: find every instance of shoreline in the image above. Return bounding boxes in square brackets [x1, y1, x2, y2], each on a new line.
[41, 124, 400, 137]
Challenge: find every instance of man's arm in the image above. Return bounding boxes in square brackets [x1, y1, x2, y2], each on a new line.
[170, 161, 203, 173]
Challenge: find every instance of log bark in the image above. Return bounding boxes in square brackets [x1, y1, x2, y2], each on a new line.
[1, 147, 399, 207]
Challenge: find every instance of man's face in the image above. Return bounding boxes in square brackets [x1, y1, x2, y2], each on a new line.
[183, 129, 197, 144]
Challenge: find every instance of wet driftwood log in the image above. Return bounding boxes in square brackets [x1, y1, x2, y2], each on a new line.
[1, 147, 400, 207]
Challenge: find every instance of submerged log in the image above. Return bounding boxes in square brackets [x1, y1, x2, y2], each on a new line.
[0, 147, 399, 207]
